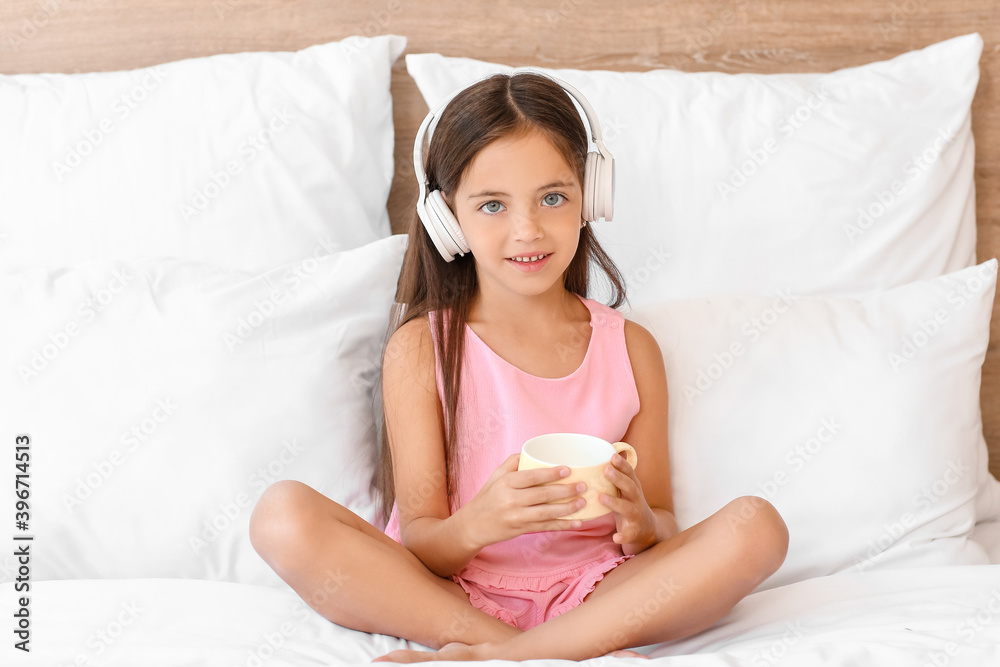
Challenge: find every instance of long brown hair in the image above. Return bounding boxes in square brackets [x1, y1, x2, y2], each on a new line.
[372, 72, 628, 524]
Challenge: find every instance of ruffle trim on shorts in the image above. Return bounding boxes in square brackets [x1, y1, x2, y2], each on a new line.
[547, 552, 635, 619]
[449, 575, 519, 628]
[459, 552, 635, 593]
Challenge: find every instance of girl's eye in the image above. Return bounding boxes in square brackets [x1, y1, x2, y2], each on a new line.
[481, 201, 505, 214]
[543, 193, 565, 207]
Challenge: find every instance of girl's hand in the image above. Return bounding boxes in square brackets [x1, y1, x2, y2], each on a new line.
[600, 452, 659, 555]
[456, 453, 587, 551]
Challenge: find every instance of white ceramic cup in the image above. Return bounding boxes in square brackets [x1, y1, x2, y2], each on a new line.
[517, 432, 638, 521]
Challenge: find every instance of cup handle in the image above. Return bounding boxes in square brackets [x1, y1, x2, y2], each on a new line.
[611, 441, 637, 469]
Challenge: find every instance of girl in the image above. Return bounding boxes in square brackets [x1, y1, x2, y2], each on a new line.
[249, 71, 789, 662]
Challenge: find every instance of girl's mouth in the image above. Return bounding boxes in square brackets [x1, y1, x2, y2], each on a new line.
[505, 253, 552, 272]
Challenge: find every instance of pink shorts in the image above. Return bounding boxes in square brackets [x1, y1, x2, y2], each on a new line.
[450, 554, 634, 631]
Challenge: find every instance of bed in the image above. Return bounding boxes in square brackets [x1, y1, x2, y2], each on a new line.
[2, 1, 999, 664]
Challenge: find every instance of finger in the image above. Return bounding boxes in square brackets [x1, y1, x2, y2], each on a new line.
[518, 494, 587, 522]
[548, 496, 588, 520]
[523, 480, 586, 507]
[612, 522, 645, 545]
[610, 452, 638, 478]
[599, 490, 634, 518]
[509, 465, 572, 489]
[604, 462, 638, 498]
[527, 518, 586, 534]
[525, 505, 588, 532]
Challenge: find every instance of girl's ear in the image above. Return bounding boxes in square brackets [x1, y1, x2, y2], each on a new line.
[441, 191, 459, 218]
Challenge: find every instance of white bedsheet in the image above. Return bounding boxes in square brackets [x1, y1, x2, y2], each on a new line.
[5, 565, 1000, 666]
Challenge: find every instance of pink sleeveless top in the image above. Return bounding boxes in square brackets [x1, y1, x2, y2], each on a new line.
[383, 292, 641, 590]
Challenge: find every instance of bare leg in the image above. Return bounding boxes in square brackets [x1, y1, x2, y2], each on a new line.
[377, 496, 789, 661]
[248, 480, 521, 649]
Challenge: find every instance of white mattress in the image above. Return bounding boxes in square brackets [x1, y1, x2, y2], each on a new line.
[5, 564, 1000, 665]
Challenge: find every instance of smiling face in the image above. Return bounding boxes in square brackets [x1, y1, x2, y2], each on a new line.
[444, 128, 585, 300]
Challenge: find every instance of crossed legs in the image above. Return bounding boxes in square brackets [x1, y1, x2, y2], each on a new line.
[249, 481, 788, 661]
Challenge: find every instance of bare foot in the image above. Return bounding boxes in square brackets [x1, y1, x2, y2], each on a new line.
[373, 642, 649, 662]
[605, 649, 650, 659]
[373, 642, 478, 663]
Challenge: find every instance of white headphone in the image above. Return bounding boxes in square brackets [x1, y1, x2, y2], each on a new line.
[412, 68, 615, 262]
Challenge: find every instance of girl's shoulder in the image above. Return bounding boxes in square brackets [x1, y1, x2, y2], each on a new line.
[620, 316, 664, 370]
[384, 314, 436, 382]
[388, 311, 432, 344]
[577, 295, 661, 364]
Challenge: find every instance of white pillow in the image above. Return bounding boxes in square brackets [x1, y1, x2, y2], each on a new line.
[0, 234, 407, 586]
[405, 33, 981, 305]
[0, 35, 405, 275]
[971, 520, 1000, 563]
[630, 258, 998, 590]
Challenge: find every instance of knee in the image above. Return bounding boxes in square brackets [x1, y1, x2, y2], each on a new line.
[249, 480, 325, 564]
[721, 496, 789, 575]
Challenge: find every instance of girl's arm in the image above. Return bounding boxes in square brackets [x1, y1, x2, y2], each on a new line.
[381, 316, 479, 576]
[603, 319, 679, 555]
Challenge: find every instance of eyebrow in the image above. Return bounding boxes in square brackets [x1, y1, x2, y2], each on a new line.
[466, 180, 575, 200]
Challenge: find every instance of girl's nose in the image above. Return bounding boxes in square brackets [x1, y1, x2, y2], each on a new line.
[512, 209, 543, 242]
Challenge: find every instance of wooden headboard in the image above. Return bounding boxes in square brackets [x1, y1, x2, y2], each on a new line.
[3, 0, 997, 476]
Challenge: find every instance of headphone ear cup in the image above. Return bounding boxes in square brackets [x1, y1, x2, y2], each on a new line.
[428, 189, 470, 257]
[583, 150, 614, 223]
